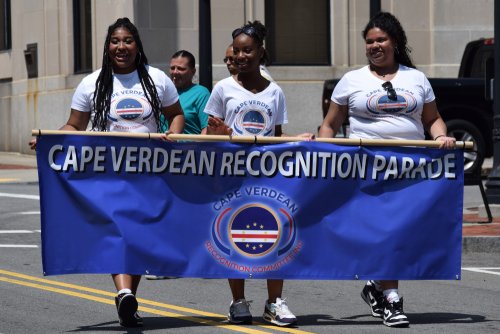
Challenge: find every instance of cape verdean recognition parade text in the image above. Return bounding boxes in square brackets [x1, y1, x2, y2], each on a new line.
[47, 144, 458, 181]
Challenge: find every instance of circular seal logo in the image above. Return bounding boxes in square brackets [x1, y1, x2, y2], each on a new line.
[234, 109, 271, 136]
[241, 110, 265, 134]
[229, 204, 281, 257]
[366, 92, 417, 115]
[114, 97, 145, 120]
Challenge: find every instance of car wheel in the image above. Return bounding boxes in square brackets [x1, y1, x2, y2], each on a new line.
[446, 119, 485, 176]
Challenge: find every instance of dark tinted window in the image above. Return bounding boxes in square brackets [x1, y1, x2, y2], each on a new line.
[0, 0, 11, 51]
[73, 0, 92, 73]
[470, 47, 493, 78]
[265, 0, 330, 65]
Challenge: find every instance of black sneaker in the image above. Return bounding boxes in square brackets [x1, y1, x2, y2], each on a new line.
[115, 292, 143, 327]
[227, 299, 252, 324]
[383, 298, 409, 328]
[360, 281, 384, 318]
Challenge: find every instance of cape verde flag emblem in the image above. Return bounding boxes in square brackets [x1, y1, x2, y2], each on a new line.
[115, 98, 144, 120]
[241, 110, 265, 134]
[229, 204, 281, 257]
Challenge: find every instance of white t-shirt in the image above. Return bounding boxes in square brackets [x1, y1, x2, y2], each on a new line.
[71, 66, 179, 133]
[260, 65, 274, 82]
[332, 65, 435, 140]
[204, 77, 288, 136]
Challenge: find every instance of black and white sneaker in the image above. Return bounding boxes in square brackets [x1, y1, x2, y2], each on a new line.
[360, 281, 384, 318]
[383, 298, 409, 328]
[263, 297, 297, 327]
[115, 292, 143, 327]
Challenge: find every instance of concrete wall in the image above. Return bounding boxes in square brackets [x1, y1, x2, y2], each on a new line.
[0, 0, 494, 154]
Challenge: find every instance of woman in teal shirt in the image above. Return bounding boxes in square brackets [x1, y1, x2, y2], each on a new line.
[162, 50, 210, 134]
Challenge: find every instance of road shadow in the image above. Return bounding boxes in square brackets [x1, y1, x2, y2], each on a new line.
[66, 312, 493, 332]
[67, 316, 243, 332]
[334, 312, 489, 325]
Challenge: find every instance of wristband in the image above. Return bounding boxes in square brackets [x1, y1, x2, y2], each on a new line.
[433, 135, 445, 140]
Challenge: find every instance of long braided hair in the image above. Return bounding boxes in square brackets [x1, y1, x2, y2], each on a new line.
[92, 17, 164, 131]
[362, 12, 416, 69]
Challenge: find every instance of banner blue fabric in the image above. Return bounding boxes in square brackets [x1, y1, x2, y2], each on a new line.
[36, 134, 464, 279]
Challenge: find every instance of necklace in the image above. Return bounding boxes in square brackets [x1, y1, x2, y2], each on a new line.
[370, 64, 398, 79]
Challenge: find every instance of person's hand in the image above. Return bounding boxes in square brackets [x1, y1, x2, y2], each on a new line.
[207, 117, 233, 136]
[296, 132, 316, 141]
[435, 135, 456, 149]
[29, 138, 37, 150]
[161, 130, 177, 142]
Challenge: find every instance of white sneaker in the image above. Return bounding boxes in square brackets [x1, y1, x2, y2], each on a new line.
[145, 275, 166, 280]
[228, 299, 252, 324]
[145, 275, 177, 280]
[263, 297, 297, 327]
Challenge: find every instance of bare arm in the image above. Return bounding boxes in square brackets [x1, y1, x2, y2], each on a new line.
[60, 109, 91, 131]
[421, 101, 456, 148]
[318, 102, 348, 138]
[161, 100, 185, 135]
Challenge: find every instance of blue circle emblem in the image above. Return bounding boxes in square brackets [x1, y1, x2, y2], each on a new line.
[229, 204, 281, 257]
[115, 98, 144, 120]
[241, 110, 265, 134]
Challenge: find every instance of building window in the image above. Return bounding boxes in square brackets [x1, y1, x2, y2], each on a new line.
[265, 0, 330, 65]
[0, 0, 11, 51]
[73, 0, 92, 73]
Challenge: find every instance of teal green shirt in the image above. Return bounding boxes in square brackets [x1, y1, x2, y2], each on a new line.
[161, 84, 210, 134]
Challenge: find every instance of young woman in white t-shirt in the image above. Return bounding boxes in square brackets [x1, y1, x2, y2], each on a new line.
[30, 17, 184, 328]
[205, 21, 313, 327]
[319, 12, 455, 328]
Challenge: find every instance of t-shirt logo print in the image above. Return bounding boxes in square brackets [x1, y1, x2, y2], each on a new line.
[366, 92, 417, 115]
[114, 97, 146, 121]
[234, 109, 271, 136]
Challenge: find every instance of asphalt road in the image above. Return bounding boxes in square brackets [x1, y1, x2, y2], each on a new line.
[1, 183, 499, 333]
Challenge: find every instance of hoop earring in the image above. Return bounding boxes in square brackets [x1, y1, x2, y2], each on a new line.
[394, 47, 400, 55]
[136, 52, 142, 64]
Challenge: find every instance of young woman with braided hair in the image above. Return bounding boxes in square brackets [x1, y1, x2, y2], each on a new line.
[30, 17, 184, 327]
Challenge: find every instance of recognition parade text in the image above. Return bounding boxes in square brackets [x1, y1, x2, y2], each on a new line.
[47, 144, 457, 180]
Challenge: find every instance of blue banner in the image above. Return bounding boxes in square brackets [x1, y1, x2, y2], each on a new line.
[36, 134, 463, 279]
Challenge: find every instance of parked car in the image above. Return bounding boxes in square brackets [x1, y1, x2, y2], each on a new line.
[321, 38, 494, 175]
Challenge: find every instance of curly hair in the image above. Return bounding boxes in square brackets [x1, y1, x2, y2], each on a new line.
[232, 20, 271, 66]
[91, 17, 164, 131]
[362, 12, 415, 69]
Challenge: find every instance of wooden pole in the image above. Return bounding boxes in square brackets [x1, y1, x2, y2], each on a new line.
[31, 129, 474, 149]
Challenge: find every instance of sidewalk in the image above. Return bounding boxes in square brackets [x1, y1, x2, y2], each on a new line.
[0, 151, 38, 183]
[1, 151, 499, 253]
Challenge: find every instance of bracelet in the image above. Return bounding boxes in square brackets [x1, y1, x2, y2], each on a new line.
[433, 134, 445, 140]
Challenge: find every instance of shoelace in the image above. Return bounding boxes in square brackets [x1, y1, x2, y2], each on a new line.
[387, 300, 404, 314]
[233, 299, 252, 313]
[274, 298, 294, 317]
